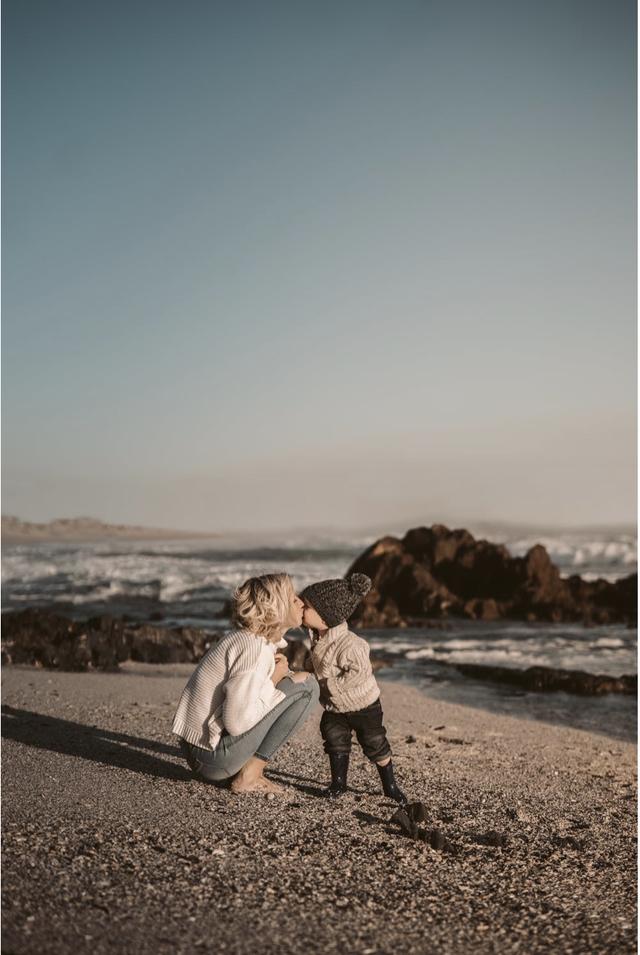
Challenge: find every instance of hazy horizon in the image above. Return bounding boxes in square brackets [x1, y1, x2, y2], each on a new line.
[3, 0, 636, 532]
[2, 513, 637, 538]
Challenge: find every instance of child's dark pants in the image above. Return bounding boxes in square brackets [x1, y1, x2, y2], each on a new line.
[320, 698, 392, 762]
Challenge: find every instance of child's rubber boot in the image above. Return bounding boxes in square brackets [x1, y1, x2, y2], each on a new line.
[377, 760, 407, 803]
[327, 753, 349, 798]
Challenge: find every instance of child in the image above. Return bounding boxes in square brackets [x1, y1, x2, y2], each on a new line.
[300, 573, 407, 803]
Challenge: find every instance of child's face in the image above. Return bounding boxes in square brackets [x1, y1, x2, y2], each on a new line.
[302, 601, 328, 631]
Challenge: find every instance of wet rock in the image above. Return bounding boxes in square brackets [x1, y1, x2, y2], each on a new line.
[1, 610, 128, 670]
[128, 624, 212, 664]
[455, 663, 637, 696]
[348, 524, 637, 627]
[1, 609, 221, 671]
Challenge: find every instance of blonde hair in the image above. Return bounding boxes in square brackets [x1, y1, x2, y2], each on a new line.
[232, 573, 295, 643]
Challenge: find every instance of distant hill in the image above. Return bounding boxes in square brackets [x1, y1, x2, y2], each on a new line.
[2, 516, 217, 543]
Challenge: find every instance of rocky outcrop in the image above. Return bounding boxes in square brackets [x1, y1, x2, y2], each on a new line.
[1, 609, 220, 671]
[348, 525, 637, 627]
[455, 663, 636, 696]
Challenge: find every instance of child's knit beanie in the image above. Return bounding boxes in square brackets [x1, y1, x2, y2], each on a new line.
[300, 574, 371, 629]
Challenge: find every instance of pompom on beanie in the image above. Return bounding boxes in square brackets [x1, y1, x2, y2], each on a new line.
[300, 573, 371, 629]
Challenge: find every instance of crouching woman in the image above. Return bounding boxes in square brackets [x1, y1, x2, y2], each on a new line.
[172, 573, 318, 794]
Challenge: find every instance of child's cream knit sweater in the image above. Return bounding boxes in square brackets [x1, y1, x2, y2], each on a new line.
[309, 621, 380, 713]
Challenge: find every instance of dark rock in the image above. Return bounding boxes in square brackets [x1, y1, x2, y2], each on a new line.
[1, 609, 221, 671]
[127, 624, 214, 664]
[455, 663, 637, 696]
[83, 616, 131, 669]
[348, 524, 637, 627]
[0, 610, 124, 671]
[215, 599, 234, 620]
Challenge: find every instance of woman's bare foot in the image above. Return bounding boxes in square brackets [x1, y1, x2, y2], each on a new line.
[255, 776, 285, 794]
[229, 756, 288, 794]
[230, 774, 285, 795]
[230, 755, 267, 793]
[230, 777, 263, 793]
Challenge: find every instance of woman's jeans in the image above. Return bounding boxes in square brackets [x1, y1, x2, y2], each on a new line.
[179, 675, 319, 782]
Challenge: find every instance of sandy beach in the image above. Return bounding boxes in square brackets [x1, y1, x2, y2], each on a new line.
[2, 663, 636, 955]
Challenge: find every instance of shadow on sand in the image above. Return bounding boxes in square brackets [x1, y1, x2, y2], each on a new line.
[267, 767, 382, 799]
[1, 705, 192, 781]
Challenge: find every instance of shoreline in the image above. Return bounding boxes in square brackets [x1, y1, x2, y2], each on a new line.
[377, 668, 637, 743]
[2, 665, 636, 954]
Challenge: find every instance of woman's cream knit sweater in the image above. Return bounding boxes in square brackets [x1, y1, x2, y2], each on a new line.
[310, 621, 380, 713]
[172, 629, 287, 750]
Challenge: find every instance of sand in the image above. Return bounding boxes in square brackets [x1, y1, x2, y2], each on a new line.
[1, 663, 637, 954]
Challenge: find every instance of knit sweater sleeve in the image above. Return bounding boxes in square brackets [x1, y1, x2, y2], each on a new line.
[222, 638, 285, 737]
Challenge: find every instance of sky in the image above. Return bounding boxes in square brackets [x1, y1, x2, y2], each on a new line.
[2, 0, 637, 533]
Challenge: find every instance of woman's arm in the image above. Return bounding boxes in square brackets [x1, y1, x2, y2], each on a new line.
[222, 643, 286, 737]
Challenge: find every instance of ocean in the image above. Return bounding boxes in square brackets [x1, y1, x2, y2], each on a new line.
[3, 525, 637, 739]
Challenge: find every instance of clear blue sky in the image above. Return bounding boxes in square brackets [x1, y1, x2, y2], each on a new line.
[2, 0, 636, 531]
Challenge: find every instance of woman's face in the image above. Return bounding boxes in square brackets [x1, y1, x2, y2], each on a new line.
[284, 586, 304, 629]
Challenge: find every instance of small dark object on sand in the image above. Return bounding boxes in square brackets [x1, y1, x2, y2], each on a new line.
[392, 808, 414, 836]
[391, 802, 447, 850]
[430, 829, 446, 850]
[474, 830, 509, 848]
[392, 801, 429, 834]
[552, 834, 585, 851]
[406, 802, 429, 823]
[406, 734, 417, 743]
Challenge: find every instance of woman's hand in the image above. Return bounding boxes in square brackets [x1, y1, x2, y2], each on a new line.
[287, 671, 311, 684]
[271, 653, 290, 685]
